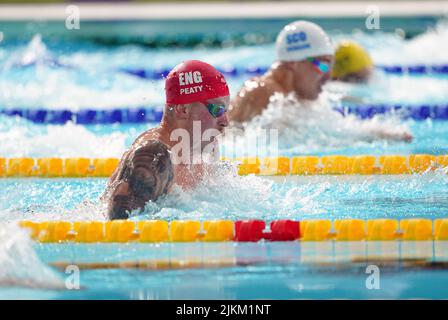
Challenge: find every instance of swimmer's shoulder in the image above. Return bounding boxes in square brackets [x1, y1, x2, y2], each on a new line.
[239, 76, 270, 95]
[132, 128, 171, 151]
[231, 77, 269, 107]
[133, 128, 160, 146]
[229, 76, 275, 122]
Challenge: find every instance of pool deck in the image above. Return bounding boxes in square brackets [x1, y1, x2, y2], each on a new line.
[0, 1, 447, 20]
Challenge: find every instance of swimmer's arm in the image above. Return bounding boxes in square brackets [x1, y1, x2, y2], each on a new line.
[105, 130, 157, 186]
[228, 94, 266, 124]
[228, 95, 248, 124]
[367, 128, 413, 143]
[106, 150, 129, 185]
[106, 141, 174, 220]
[229, 79, 271, 124]
[340, 95, 365, 105]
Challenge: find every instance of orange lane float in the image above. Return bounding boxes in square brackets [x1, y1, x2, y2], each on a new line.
[18, 218, 448, 243]
[1, 155, 446, 177]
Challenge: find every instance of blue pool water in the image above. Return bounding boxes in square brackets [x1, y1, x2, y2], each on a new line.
[2, 238, 448, 299]
[1, 173, 448, 221]
[1, 18, 448, 299]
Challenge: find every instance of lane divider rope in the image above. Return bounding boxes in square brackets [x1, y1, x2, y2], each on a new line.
[1, 104, 448, 125]
[0, 155, 446, 178]
[337, 104, 448, 120]
[18, 218, 448, 243]
[0, 108, 164, 124]
[119, 64, 448, 80]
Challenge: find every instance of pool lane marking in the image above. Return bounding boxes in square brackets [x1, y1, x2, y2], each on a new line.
[1, 155, 447, 177]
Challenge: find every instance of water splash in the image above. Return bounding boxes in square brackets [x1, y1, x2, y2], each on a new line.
[0, 117, 128, 158]
[0, 177, 108, 222]
[0, 36, 163, 109]
[328, 72, 448, 105]
[334, 19, 448, 65]
[402, 19, 448, 63]
[222, 92, 412, 156]
[14, 35, 61, 68]
[133, 162, 327, 221]
[2, 22, 448, 110]
[0, 222, 64, 289]
[0, 162, 447, 223]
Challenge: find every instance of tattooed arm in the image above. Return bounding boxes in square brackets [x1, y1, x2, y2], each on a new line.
[104, 140, 174, 220]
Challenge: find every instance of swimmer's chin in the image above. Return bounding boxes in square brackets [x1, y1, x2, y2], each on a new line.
[211, 129, 226, 139]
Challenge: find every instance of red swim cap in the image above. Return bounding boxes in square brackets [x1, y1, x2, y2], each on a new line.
[165, 60, 229, 105]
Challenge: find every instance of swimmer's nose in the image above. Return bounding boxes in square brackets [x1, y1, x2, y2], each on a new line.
[321, 71, 331, 83]
[217, 113, 229, 128]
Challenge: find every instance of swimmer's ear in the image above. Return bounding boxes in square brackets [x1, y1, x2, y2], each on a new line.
[281, 62, 296, 91]
[172, 104, 189, 120]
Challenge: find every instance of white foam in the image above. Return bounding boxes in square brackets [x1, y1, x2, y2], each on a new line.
[0, 35, 164, 109]
[134, 162, 327, 220]
[222, 91, 413, 156]
[0, 222, 64, 289]
[328, 71, 448, 105]
[0, 120, 128, 158]
[343, 20, 448, 65]
[3, 22, 448, 110]
[0, 77, 161, 110]
[402, 20, 448, 63]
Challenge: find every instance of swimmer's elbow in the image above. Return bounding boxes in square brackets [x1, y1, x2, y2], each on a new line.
[107, 141, 174, 220]
[106, 182, 133, 220]
[389, 130, 413, 143]
[401, 132, 414, 143]
[372, 129, 414, 143]
[228, 101, 253, 124]
[108, 202, 130, 220]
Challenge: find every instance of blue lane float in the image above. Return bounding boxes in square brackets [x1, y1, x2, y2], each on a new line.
[377, 65, 448, 75]
[0, 108, 164, 125]
[118, 64, 448, 80]
[11, 62, 448, 80]
[339, 104, 448, 120]
[117, 66, 269, 80]
[1, 104, 448, 125]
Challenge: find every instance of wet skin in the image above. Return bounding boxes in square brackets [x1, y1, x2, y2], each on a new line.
[103, 96, 229, 220]
[228, 55, 333, 124]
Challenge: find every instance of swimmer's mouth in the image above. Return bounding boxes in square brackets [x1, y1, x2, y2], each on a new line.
[218, 127, 226, 134]
[318, 81, 326, 92]
[210, 128, 226, 141]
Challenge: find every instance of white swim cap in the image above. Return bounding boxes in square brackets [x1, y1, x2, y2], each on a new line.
[276, 20, 334, 62]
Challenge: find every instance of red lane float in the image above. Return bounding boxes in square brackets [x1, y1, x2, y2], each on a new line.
[269, 220, 300, 241]
[234, 219, 300, 242]
[234, 220, 265, 242]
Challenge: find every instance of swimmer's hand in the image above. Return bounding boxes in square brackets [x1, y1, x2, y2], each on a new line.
[373, 129, 414, 143]
[106, 141, 173, 220]
[398, 131, 414, 143]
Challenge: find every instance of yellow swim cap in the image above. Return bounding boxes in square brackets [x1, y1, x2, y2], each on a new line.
[332, 40, 373, 79]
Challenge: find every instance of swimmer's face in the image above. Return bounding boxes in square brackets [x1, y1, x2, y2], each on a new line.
[200, 96, 230, 135]
[288, 55, 334, 100]
[184, 95, 230, 138]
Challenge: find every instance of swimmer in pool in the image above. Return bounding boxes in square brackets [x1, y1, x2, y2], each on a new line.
[332, 40, 373, 83]
[229, 20, 334, 124]
[228, 20, 413, 142]
[102, 60, 230, 220]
